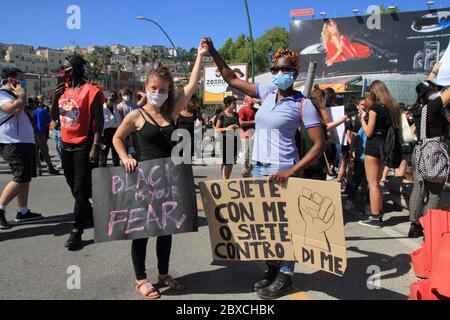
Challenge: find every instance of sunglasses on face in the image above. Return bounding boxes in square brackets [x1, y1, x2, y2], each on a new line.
[270, 66, 297, 75]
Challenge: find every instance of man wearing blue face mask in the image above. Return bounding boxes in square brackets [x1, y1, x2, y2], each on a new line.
[204, 39, 326, 300]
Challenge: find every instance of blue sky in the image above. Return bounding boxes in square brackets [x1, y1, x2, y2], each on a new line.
[2, 0, 449, 50]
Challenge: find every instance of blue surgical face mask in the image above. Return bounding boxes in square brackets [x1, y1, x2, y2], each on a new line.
[272, 71, 295, 91]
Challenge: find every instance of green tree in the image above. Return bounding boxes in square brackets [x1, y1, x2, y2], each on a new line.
[101, 47, 113, 88]
[84, 52, 102, 79]
[218, 27, 289, 75]
[112, 63, 123, 91]
[140, 51, 149, 67]
[219, 37, 235, 63]
[254, 27, 289, 74]
[129, 53, 139, 88]
[368, 5, 400, 14]
[150, 48, 159, 69]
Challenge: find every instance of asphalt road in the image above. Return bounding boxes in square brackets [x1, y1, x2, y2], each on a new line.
[0, 140, 421, 300]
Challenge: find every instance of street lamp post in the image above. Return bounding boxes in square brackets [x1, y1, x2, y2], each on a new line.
[136, 16, 189, 80]
[244, 0, 255, 83]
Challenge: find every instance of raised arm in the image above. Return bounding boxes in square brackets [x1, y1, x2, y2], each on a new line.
[361, 110, 377, 138]
[0, 84, 26, 116]
[174, 41, 208, 116]
[428, 61, 442, 81]
[203, 38, 257, 98]
[326, 115, 348, 131]
[51, 83, 66, 121]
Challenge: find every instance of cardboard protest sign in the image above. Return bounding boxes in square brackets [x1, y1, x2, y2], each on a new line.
[285, 178, 347, 276]
[92, 158, 198, 243]
[327, 105, 348, 146]
[199, 178, 347, 276]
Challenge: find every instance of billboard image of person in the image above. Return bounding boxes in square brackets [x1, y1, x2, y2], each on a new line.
[322, 19, 372, 67]
[290, 8, 450, 77]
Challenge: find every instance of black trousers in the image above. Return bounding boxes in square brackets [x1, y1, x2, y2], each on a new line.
[347, 160, 366, 199]
[100, 128, 120, 167]
[131, 236, 172, 280]
[61, 145, 93, 230]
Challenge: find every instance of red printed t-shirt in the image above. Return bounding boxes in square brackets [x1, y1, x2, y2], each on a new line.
[238, 106, 256, 139]
[58, 83, 103, 144]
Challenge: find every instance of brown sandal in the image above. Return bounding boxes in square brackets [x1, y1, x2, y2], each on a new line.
[135, 280, 161, 300]
[158, 275, 186, 291]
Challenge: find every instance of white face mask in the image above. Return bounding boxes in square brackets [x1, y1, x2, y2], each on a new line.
[146, 90, 168, 108]
[122, 95, 130, 103]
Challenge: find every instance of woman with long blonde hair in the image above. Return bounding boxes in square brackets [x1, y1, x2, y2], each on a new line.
[359, 80, 400, 228]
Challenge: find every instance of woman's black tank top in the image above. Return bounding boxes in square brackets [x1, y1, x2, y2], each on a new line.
[136, 108, 177, 161]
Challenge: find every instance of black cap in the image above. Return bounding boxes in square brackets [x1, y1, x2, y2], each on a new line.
[224, 95, 237, 106]
[1, 67, 24, 79]
[416, 80, 444, 102]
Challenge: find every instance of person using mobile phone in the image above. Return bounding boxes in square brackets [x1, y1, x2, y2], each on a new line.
[51, 55, 105, 251]
[0, 68, 43, 230]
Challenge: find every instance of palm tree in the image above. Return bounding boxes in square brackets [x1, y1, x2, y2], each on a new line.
[140, 51, 149, 68]
[129, 53, 139, 90]
[112, 63, 123, 91]
[140, 51, 149, 82]
[150, 48, 159, 69]
[84, 52, 102, 80]
[101, 47, 113, 88]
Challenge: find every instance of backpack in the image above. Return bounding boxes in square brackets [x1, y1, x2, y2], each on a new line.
[383, 126, 403, 169]
[414, 104, 450, 184]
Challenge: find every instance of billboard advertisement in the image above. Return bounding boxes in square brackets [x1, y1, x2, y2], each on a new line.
[289, 8, 450, 77]
[203, 64, 248, 105]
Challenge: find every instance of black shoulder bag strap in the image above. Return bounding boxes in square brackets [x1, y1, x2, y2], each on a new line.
[140, 108, 175, 148]
[0, 89, 17, 127]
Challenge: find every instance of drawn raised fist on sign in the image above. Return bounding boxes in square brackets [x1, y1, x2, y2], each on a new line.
[298, 188, 335, 252]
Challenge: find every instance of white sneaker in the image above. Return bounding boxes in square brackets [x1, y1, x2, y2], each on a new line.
[344, 200, 355, 211]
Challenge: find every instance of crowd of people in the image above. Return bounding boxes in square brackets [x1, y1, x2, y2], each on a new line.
[0, 37, 449, 300]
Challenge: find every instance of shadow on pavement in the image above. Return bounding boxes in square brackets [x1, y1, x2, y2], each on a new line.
[0, 222, 71, 242]
[0, 213, 74, 242]
[197, 217, 208, 228]
[382, 215, 410, 227]
[295, 246, 411, 300]
[160, 261, 262, 297]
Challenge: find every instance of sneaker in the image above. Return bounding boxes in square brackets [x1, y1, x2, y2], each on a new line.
[65, 229, 83, 251]
[359, 216, 383, 229]
[408, 223, 424, 238]
[257, 271, 294, 300]
[15, 211, 43, 223]
[0, 209, 11, 230]
[344, 200, 355, 211]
